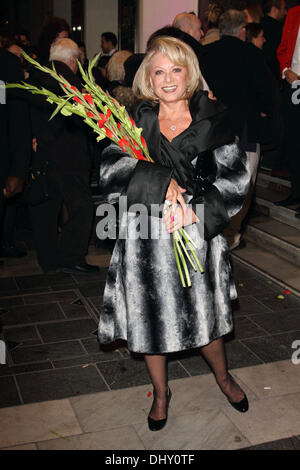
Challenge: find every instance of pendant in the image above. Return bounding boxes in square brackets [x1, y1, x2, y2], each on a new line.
[170, 125, 176, 131]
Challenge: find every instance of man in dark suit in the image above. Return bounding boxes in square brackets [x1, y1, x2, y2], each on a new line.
[260, 0, 286, 175]
[29, 38, 98, 274]
[261, 0, 286, 80]
[200, 9, 274, 250]
[275, 4, 300, 210]
[172, 12, 205, 43]
[0, 47, 31, 266]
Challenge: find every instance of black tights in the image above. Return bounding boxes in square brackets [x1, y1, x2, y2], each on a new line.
[144, 338, 245, 420]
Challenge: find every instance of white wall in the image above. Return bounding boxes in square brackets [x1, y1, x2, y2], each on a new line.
[138, 0, 199, 52]
[84, 0, 118, 59]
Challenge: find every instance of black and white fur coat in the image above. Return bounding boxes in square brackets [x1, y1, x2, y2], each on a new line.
[98, 91, 250, 354]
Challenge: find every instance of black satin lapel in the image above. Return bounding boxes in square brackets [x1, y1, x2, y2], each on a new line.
[189, 90, 226, 122]
[133, 94, 235, 194]
[134, 101, 163, 164]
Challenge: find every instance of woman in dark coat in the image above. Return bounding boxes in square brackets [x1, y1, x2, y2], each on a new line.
[98, 37, 250, 431]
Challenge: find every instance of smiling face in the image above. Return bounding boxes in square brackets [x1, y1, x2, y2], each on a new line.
[148, 52, 189, 104]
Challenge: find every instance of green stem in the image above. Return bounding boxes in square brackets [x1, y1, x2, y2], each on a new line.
[174, 230, 197, 271]
[174, 234, 191, 287]
[180, 229, 204, 273]
[173, 235, 186, 288]
[181, 228, 198, 250]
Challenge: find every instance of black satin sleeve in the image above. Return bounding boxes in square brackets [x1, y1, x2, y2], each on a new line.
[125, 160, 174, 211]
[191, 186, 230, 240]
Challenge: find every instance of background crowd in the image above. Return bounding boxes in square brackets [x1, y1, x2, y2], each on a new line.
[0, 0, 299, 273]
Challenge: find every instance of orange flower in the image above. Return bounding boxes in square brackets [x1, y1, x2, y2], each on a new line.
[118, 139, 126, 151]
[133, 148, 147, 160]
[105, 128, 113, 138]
[98, 110, 111, 127]
[84, 94, 93, 105]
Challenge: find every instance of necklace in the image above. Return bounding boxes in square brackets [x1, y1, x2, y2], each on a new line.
[160, 113, 188, 132]
[165, 119, 180, 131]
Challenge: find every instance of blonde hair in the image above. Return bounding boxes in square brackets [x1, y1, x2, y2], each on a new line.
[243, 3, 263, 23]
[132, 36, 202, 102]
[106, 50, 132, 82]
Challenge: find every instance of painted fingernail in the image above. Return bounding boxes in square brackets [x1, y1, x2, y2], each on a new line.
[171, 215, 175, 221]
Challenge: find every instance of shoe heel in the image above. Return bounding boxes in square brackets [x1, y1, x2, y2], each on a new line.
[148, 387, 171, 432]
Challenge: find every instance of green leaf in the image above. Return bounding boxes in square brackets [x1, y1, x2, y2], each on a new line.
[60, 107, 72, 116]
[135, 127, 143, 137]
[88, 52, 101, 81]
[49, 101, 67, 120]
[49, 96, 72, 120]
[96, 134, 106, 142]
[77, 60, 87, 80]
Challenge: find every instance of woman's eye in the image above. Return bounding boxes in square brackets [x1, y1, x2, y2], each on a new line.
[173, 68, 182, 73]
[155, 70, 163, 75]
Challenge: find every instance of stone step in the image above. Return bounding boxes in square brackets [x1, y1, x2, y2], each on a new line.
[257, 170, 291, 189]
[231, 241, 300, 297]
[255, 185, 300, 230]
[244, 216, 300, 267]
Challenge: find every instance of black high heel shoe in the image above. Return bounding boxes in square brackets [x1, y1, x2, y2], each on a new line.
[225, 374, 249, 413]
[228, 394, 249, 413]
[148, 387, 172, 432]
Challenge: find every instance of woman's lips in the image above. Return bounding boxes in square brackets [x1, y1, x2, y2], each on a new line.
[162, 86, 177, 93]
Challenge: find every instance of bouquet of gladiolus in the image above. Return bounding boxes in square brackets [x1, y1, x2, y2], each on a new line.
[6, 51, 204, 287]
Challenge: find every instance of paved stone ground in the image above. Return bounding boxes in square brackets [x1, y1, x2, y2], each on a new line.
[1, 257, 299, 409]
[0, 223, 300, 449]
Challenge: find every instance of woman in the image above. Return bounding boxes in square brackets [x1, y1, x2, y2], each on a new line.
[201, 3, 223, 45]
[98, 37, 250, 431]
[37, 16, 70, 65]
[106, 50, 133, 108]
[243, 2, 263, 23]
[246, 23, 266, 50]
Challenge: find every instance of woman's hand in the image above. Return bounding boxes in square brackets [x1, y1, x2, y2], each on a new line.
[165, 178, 186, 215]
[163, 204, 198, 233]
